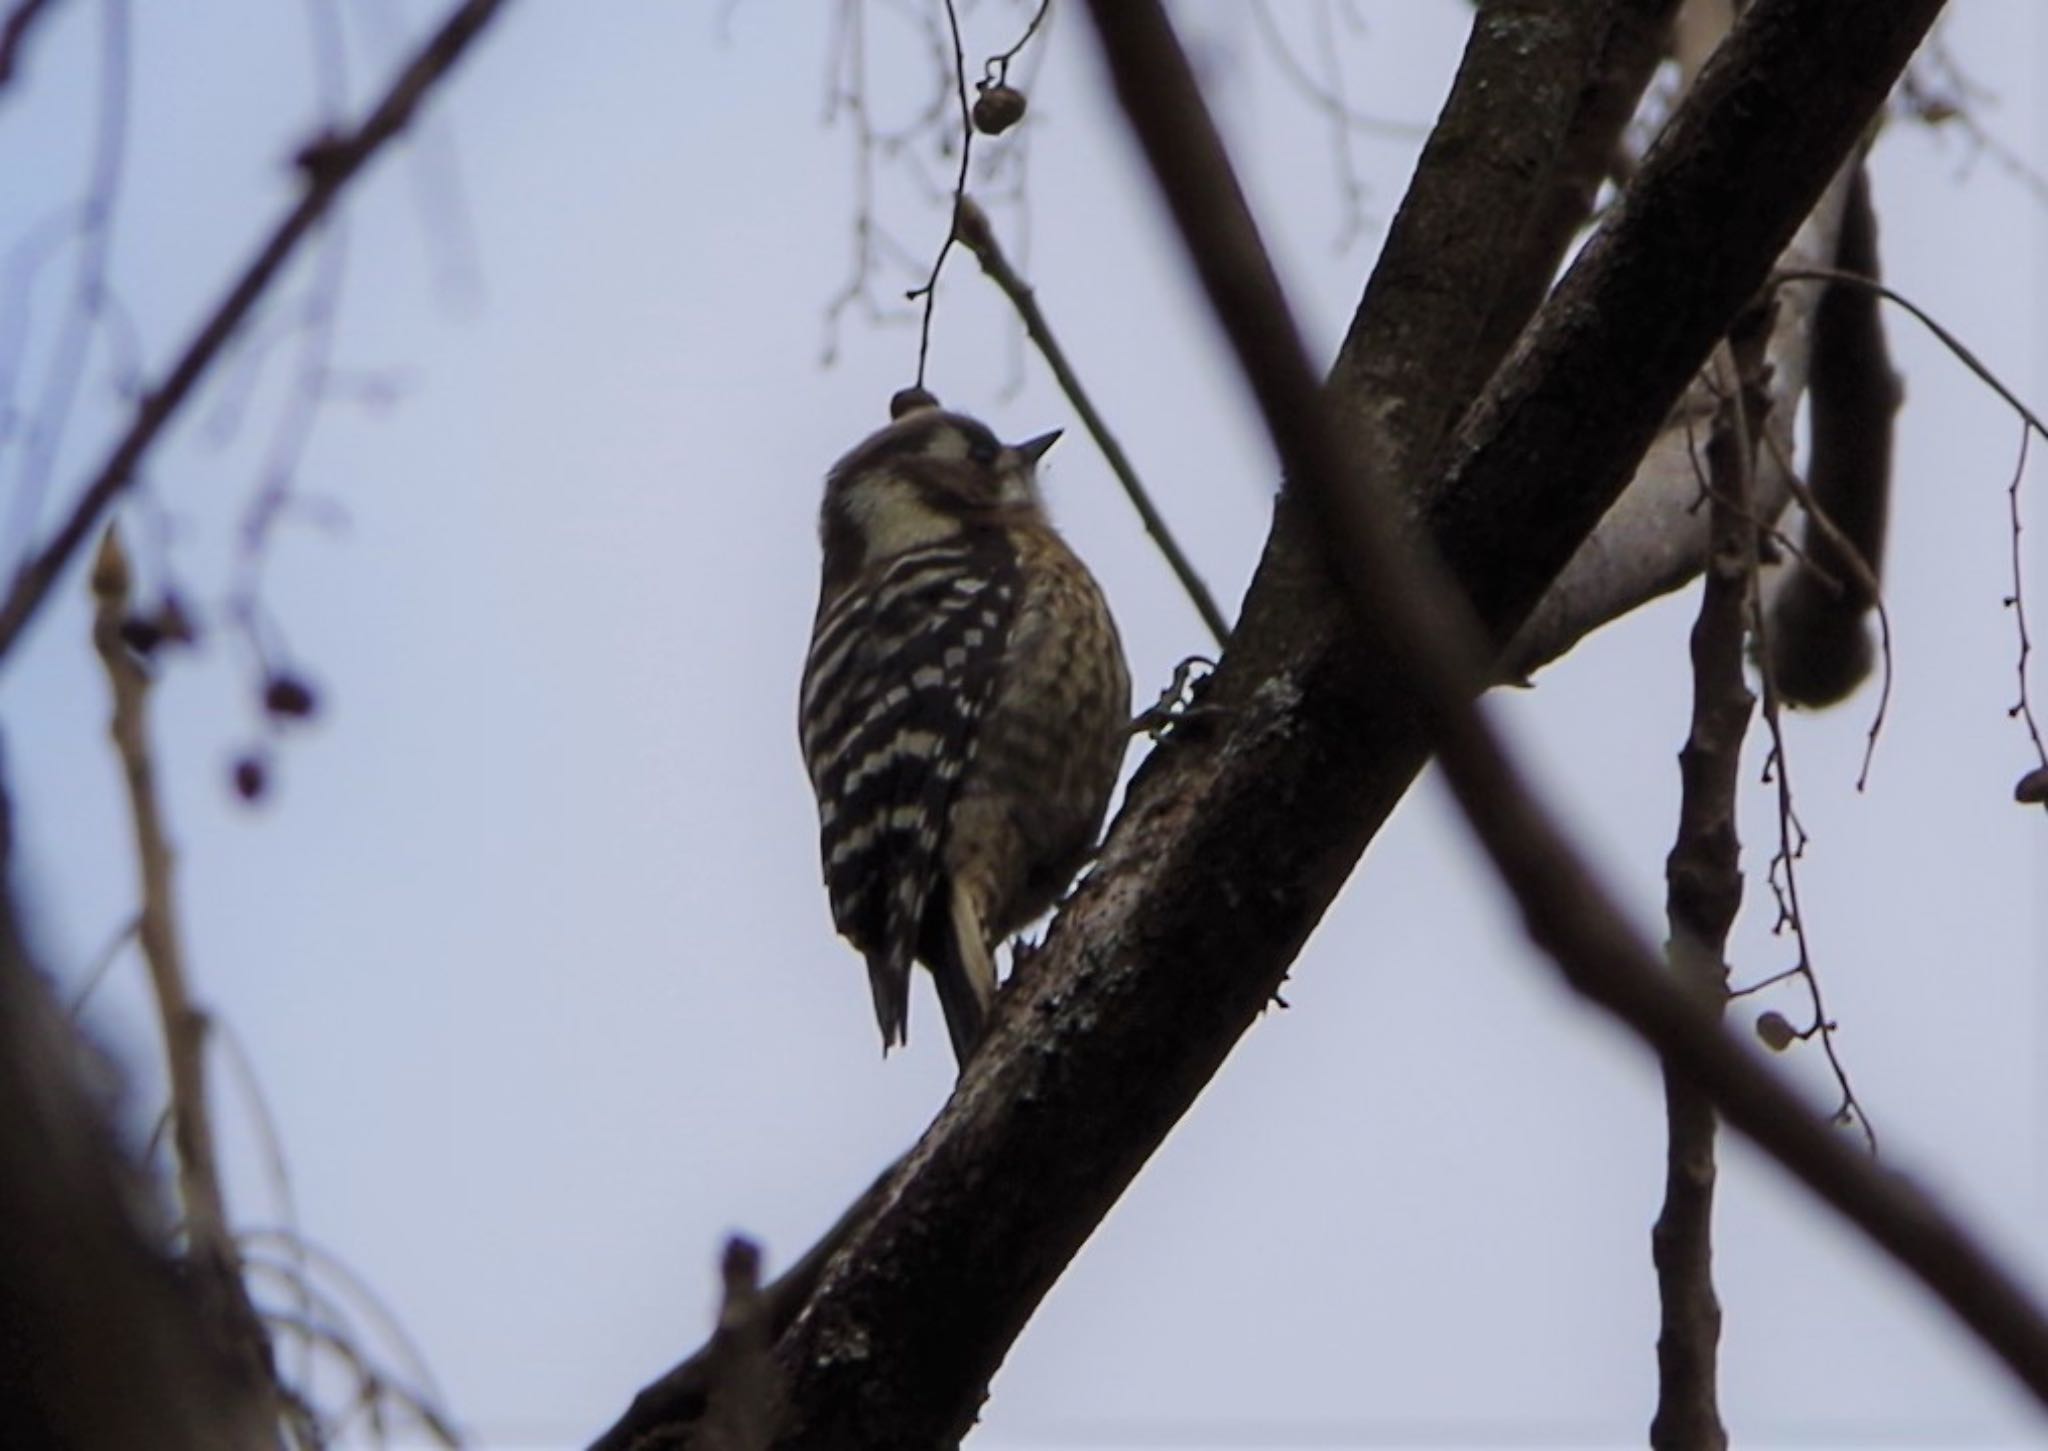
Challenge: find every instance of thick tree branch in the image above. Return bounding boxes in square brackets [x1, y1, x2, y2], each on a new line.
[1463, 0, 1681, 397]
[0, 0, 512, 665]
[1421, 4, 1937, 640]
[603, 1, 1960, 1445]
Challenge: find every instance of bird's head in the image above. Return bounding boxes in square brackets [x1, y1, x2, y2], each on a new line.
[819, 408, 1062, 575]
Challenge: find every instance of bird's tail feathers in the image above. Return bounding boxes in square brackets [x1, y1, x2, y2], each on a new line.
[931, 879, 998, 1070]
[865, 944, 911, 1054]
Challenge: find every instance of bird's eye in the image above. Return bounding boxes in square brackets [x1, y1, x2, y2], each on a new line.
[969, 434, 1000, 466]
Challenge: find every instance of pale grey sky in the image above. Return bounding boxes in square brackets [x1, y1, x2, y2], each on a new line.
[2, 3, 2045, 1447]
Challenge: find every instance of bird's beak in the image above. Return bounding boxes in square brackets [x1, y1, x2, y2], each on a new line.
[1016, 430, 1062, 464]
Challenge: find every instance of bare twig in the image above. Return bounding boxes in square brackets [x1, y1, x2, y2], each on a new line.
[1900, 35, 2048, 211]
[1247, 0, 1427, 142]
[592, 1158, 905, 1451]
[254, 1308, 460, 1447]
[1648, 339, 1760, 1451]
[1675, 406, 1837, 601]
[906, 0, 972, 390]
[1086, 0, 2048, 1412]
[2006, 428, 2047, 767]
[213, 1020, 313, 1388]
[347, 0, 484, 311]
[981, 0, 1050, 85]
[1703, 332, 1875, 1155]
[693, 1239, 780, 1451]
[1248, 2, 1373, 247]
[90, 527, 231, 1257]
[239, 1228, 450, 1411]
[820, 1, 924, 365]
[1746, 622, 1879, 1153]
[0, 0, 515, 664]
[1771, 265, 2048, 775]
[1758, 423, 1898, 790]
[65, 909, 138, 1015]
[1772, 269, 2048, 442]
[225, 225, 348, 684]
[90, 526, 285, 1437]
[953, 195, 1229, 644]
[2, 0, 129, 568]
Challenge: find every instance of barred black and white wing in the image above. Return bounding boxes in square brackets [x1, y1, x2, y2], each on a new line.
[799, 537, 1017, 1050]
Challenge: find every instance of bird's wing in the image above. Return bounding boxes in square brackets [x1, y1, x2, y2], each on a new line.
[799, 536, 1016, 1047]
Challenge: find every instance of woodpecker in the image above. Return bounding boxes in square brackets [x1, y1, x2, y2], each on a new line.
[799, 403, 1130, 1068]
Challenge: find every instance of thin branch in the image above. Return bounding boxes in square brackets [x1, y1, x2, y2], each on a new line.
[1675, 404, 1839, 604]
[1086, 0, 2048, 1414]
[982, 0, 1050, 84]
[2007, 424, 2039, 770]
[89, 526, 285, 1438]
[1899, 37, 2048, 211]
[953, 195, 1229, 644]
[222, 0, 351, 657]
[2007, 428, 2046, 767]
[1772, 267, 2048, 444]
[226, 222, 349, 685]
[1757, 422, 1898, 790]
[1772, 265, 2048, 774]
[3, 0, 128, 569]
[593, 1157, 905, 1451]
[1249, 1, 1373, 248]
[1649, 339, 1759, 1451]
[65, 908, 137, 1015]
[906, 0, 971, 390]
[214, 1020, 314, 1388]
[239, 1227, 450, 1411]
[254, 1307, 459, 1448]
[0, 0, 514, 664]
[819, 1, 923, 365]
[1247, 0, 1427, 142]
[691, 1239, 779, 1451]
[1751, 513, 1880, 1152]
[90, 527, 231, 1257]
